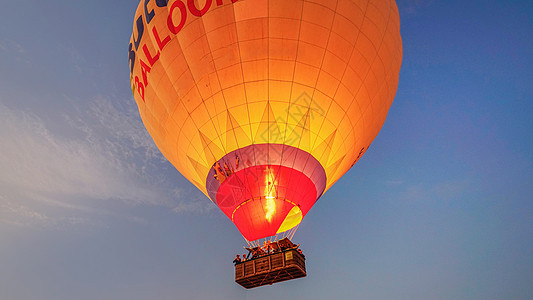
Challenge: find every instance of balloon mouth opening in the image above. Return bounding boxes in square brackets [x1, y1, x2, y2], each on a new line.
[206, 144, 327, 241]
[230, 197, 303, 234]
[221, 166, 316, 241]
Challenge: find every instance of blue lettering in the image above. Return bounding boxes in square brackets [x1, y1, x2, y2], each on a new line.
[145, 0, 156, 24]
[128, 43, 136, 73]
[133, 15, 144, 50]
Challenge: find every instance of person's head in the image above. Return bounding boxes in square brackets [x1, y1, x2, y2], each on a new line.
[236, 254, 240, 258]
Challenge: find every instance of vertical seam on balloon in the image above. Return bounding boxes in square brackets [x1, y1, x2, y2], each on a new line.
[133, 4, 174, 162]
[361, 2, 392, 127]
[308, 0, 354, 156]
[266, 0, 270, 185]
[288, 0, 341, 205]
[318, 13, 369, 169]
[275, 2, 322, 229]
[308, 0, 370, 190]
[139, 4, 206, 184]
[351, 15, 386, 144]
[150, 5, 207, 177]
[339, 0, 394, 187]
[199, 5, 259, 213]
[184, 18, 228, 167]
[302, 1, 340, 151]
[283, 0, 340, 196]
[330, 0, 392, 180]
[191, 15, 238, 166]
[269, 0, 306, 206]
[197, 5, 232, 158]
[229, 6, 253, 147]
[279, 0, 305, 149]
[320, 0, 373, 175]
[263, 1, 271, 233]
[174, 27, 216, 185]
[197, 6, 231, 156]
[229, 3, 265, 236]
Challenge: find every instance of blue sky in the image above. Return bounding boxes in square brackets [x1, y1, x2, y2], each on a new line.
[0, 0, 532, 299]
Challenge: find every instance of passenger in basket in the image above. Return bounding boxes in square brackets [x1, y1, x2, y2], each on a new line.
[262, 240, 272, 254]
[233, 254, 241, 265]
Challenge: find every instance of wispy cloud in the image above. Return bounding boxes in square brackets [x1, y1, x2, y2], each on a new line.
[0, 97, 206, 229]
[397, 0, 435, 17]
[386, 179, 404, 186]
[388, 178, 469, 203]
[0, 38, 25, 54]
[66, 46, 86, 74]
[0, 196, 49, 227]
[1, 101, 157, 202]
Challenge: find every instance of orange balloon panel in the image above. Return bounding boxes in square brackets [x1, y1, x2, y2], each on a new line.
[129, 0, 402, 241]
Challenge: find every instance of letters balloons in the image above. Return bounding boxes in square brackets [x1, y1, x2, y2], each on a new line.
[129, 0, 402, 242]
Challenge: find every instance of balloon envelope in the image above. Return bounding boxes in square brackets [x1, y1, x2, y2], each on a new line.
[129, 0, 402, 241]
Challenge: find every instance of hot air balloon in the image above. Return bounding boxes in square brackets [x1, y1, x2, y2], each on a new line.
[129, 0, 401, 288]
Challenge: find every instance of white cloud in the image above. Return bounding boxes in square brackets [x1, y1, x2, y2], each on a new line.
[0, 38, 25, 54]
[0, 196, 49, 226]
[1, 102, 154, 201]
[386, 179, 404, 186]
[398, 0, 435, 16]
[389, 178, 469, 203]
[0, 98, 202, 228]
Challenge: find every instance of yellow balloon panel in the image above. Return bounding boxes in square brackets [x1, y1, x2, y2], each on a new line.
[130, 0, 402, 199]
